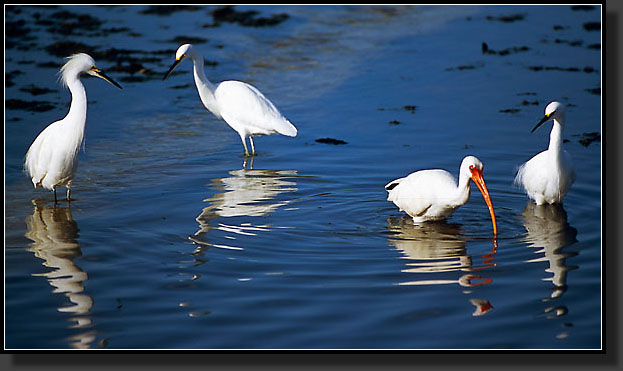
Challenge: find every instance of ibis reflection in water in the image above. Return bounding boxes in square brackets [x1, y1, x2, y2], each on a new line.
[386, 216, 495, 316]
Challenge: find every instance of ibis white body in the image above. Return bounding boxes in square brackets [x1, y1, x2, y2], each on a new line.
[386, 156, 497, 235]
[514, 101, 576, 205]
[164, 44, 297, 156]
[24, 53, 122, 202]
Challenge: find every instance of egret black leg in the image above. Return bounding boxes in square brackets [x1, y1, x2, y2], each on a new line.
[241, 136, 250, 157]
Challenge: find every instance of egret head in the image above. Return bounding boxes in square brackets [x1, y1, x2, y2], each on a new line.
[176, 44, 193, 60]
[532, 101, 566, 133]
[163, 44, 195, 80]
[60, 53, 122, 89]
[462, 155, 497, 236]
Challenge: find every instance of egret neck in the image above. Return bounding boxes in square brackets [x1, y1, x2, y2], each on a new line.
[189, 53, 220, 118]
[548, 118, 564, 161]
[64, 75, 88, 148]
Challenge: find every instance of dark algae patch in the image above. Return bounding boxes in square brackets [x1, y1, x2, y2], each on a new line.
[577, 132, 600, 147]
[583, 22, 600, 31]
[571, 5, 596, 11]
[166, 36, 209, 45]
[377, 106, 418, 113]
[44, 10, 103, 35]
[6, 99, 55, 112]
[482, 42, 529, 56]
[528, 65, 597, 74]
[140, 5, 203, 16]
[19, 84, 56, 96]
[45, 41, 96, 58]
[316, 138, 347, 145]
[585, 87, 600, 95]
[444, 64, 480, 71]
[206, 5, 290, 28]
[485, 14, 525, 23]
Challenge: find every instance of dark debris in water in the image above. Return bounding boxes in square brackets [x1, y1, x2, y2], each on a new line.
[6, 99, 55, 112]
[6, 19, 32, 38]
[587, 43, 601, 50]
[571, 5, 596, 11]
[482, 42, 530, 56]
[45, 10, 103, 35]
[444, 64, 479, 71]
[43, 42, 183, 82]
[5, 71, 22, 88]
[36, 61, 60, 69]
[517, 92, 537, 96]
[19, 84, 56, 96]
[170, 83, 193, 90]
[45, 41, 96, 58]
[583, 22, 601, 31]
[553, 25, 567, 31]
[388, 120, 401, 125]
[585, 87, 600, 95]
[577, 132, 601, 147]
[554, 39, 583, 47]
[166, 36, 209, 45]
[140, 5, 203, 16]
[485, 14, 525, 23]
[205, 5, 290, 28]
[521, 100, 539, 106]
[315, 138, 347, 145]
[528, 65, 597, 74]
[377, 106, 417, 113]
[499, 108, 521, 114]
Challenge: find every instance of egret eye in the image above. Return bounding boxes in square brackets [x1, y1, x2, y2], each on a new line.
[469, 165, 474, 171]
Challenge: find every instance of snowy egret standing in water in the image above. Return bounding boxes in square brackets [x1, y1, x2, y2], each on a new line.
[163, 44, 297, 157]
[24, 53, 122, 203]
[385, 156, 497, 236]
[514, 101, 576, 205]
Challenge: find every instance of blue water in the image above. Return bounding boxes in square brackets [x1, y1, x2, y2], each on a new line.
[5, 5, 601, 349]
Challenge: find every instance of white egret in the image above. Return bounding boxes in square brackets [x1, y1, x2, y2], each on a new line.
[385, 156, 497, 236]
[163, 44, 297, 157]
[24, 53, 122, 203]
[514, 101, 576, 205]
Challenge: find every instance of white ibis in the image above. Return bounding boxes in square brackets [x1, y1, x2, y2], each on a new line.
[514, 101, 576, 205]
[24, 53, 122, 203]
[385, 156, 497, 235]
[163, 44, 297, 157]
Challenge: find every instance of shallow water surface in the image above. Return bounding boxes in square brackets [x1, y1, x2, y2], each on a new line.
[5, 5, 601, 349]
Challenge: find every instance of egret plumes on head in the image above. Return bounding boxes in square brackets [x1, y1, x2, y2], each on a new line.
[24, 53, 122, 203]
[163, 43, 297, 157]
[385, 156, 497, 236]
[514, 101, 576, 205]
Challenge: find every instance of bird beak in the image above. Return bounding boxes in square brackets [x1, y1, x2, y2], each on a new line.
[163, 57, 183, 81]
[531, 113, 552, 133]
[91, 67, 123, 89]
[470, 168, 498, 236]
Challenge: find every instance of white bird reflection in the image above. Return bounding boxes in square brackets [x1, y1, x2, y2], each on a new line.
[24, 203, 96, 349]
[521, 202, 578, 301]
[387, 216, 496, 288]
[387, 216, 496, 315]
[191, 168, 298, 249]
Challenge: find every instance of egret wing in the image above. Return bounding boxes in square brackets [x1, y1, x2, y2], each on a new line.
[215, 81, 297, 136]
